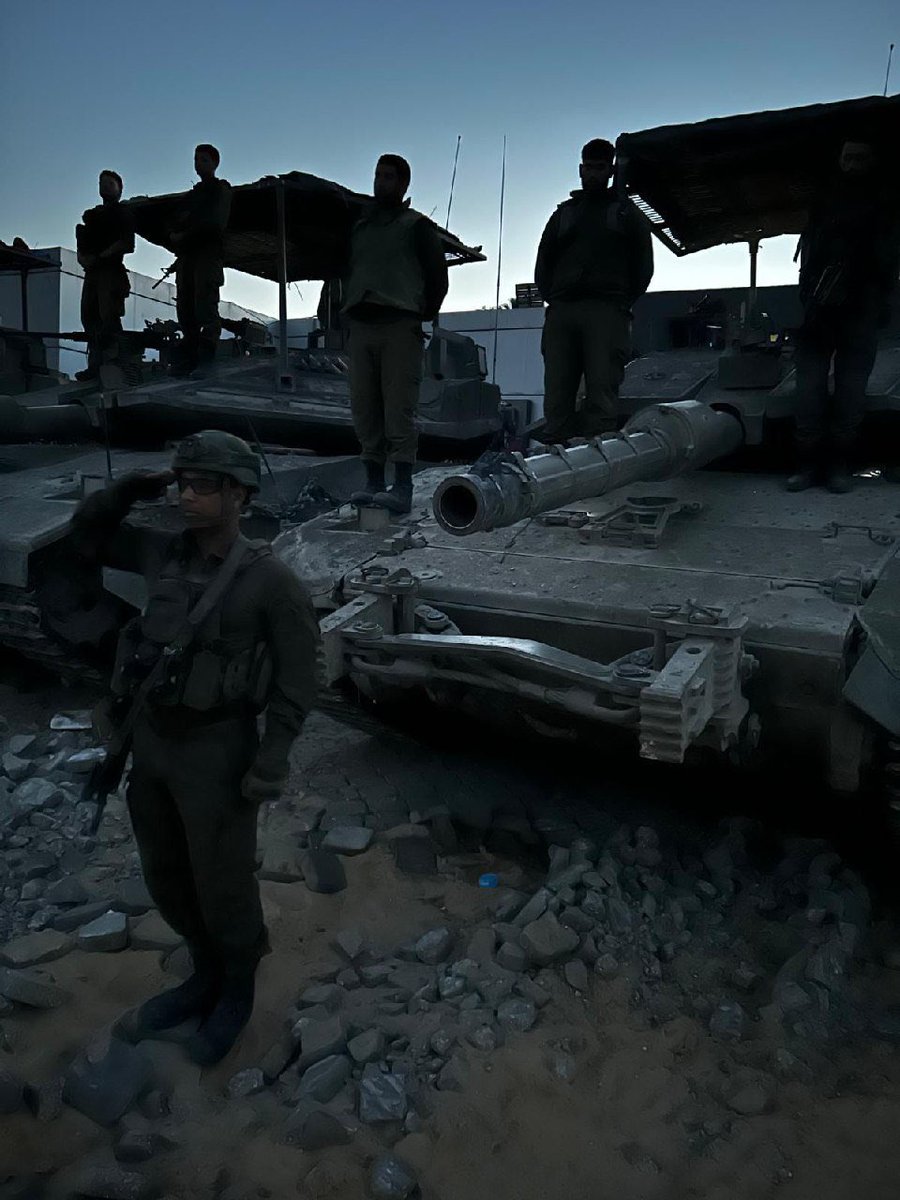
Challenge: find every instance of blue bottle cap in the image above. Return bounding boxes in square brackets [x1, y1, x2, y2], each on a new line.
[478, 872, 499, 888]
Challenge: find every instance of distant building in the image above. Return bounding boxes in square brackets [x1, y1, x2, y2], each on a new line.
[0, 246, 272, 379]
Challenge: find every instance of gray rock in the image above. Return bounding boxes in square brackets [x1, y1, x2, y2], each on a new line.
[0, 929, 72, 968]
[113, 878, 154, 916]
[19, 852, 57, 881]
[79, 910, 129, 952]
[333, 929, 366, 962]
[62, 1164, 154, 1200]
[321, 825, 374, 855]
[52, 901, 112, 933]
[296, 1053, 351, 1103]
[295, 804, 325, 835]
[358, 1064, 408, 1123]
[23, 1074, 65, 1122]
[130, 911, 181, 953]
[594, 953, 620, 979]
[559, 906, 594, 934]
[466, 1024, 498, 1052]
[437, 973, 467, 1000]
[415, 927, 453, 965]
[774, 981, 812, 1014]
[520, 912, 580, 967]
[429, 1029, 455, 1056]
[709, 1000, 747, 1042]
[12, 778, 61, 812]
[805, 939, 850, 990]
[564, 959, 589, 992]
[114, 1130, 177, 1164]
[0, 1066, 24, 1114]
[370, 1155, 419, 1200]
[513, 888, 550, 928]
[3, 754, 33, 783]
[465, 927, 496, 964]
[63, 1035, 152, 1125]
[66, 747, 107, 773]
[299, 983, 343, 1010]
[490, 889, 529, 922]
[44, 876, 90, 907]
[723, 1070, 776, 1116]
[606, 896, 634, 935]
[337, 967, 360, 990]
[7, 734, 38, 758]
[0, 965, 69, 1008]
[258, 1034, 295, 1083]
[497, 997, 537, 1034]
[348, 1028, 385, 1065]
[359, 963, 393, 986]
[437, 1053, 468, 1091]
[302, 849, 347, 894]
[548, 1051, 578, 1082]
[496, 941, 526, 973]
[514, 977, 552, 1008]
[282, 1100, 351, 1150]
[475, 968, 516, 1007]
[227, 1067, 266, 1098]
[259, 839, 305, 883]
[296, 1014, 346, 1071]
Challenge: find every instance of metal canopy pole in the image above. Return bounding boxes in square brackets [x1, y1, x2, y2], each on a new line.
[276, 180, 290, 385]
[748, 236, 759, 314]
[19, 270, 28, 332]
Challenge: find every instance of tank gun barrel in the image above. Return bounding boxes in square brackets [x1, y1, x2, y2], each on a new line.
[432, 400, 744, 535]
[0, 397, 94, 445]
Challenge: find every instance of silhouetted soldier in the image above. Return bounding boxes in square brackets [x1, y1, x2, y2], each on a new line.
[169, 144, 232, 376]
[788, 138, 899, 493]
[75, 170, 135, 381]
[342, 154, 448, 513]
[535, 138, 653, 445]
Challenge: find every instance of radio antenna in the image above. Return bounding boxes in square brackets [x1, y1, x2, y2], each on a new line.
[884, 43, 895, 96]
[491, 135, 507, 385]
[446, 135, 462, 228]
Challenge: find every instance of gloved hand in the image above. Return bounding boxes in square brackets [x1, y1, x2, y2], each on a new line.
[120, 470, 175, 504]
[241, 759, 289, 805]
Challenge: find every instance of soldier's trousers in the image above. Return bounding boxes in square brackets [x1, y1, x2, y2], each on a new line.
[126, 713, 265, 977]
[81, 269, 128, 372]
[348, 317, 424, 464]
[541, 298, 631, 442]
[176, 253, 224, 367]
[794, 309, 879, 458]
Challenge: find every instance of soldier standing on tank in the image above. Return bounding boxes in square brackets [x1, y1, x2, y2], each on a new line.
[534, 139, 654, 445]
[168, 145, 232, 377]
[342, 154, 449, 514]
[75, 170, 135, 381]
[69, 431, 320, 1065]
[787, 138, 899, 493]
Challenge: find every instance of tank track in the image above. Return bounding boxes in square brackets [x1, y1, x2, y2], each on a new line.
[0, 586, 104, 684]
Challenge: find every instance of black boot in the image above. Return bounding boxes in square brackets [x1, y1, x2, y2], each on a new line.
[785, 467, 816, 492]
[373, 462, 413, 515]
[350, 460, 386, 505]
[137, 947, 221, 1033]
[187, 970, 256, 1066]
[826, 459, 853, 494]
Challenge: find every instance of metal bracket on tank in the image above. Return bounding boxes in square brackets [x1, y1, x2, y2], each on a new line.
[538, 495, 702, 548]
[639, 603, 753, 763]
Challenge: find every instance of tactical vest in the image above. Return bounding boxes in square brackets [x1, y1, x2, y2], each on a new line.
[342, 206, 426, 316]
[549, 196, 634, 303]
[111, 539, 273, 714]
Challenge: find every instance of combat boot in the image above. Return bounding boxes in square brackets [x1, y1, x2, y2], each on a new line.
[350, 460, 386, 505]
[372, 462, 413, 515]
[826, 459, 854, 494]
[785, 468, 816, 492]
[187, 969, 256, 1066]
[137, 946, 221, 1033]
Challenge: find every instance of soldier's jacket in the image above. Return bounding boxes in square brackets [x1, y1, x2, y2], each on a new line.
[173, 178, 233, 257]
[70, 477, 320, 769]
[534, 189, 653, 308]
[75, 200, 135, 284]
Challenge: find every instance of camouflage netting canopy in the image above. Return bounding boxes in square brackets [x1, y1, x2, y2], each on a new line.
[617, 94, 900, 255]
[124, 171, 484, 282]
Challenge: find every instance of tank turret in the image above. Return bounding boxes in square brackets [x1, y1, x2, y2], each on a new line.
[433, 401, 744, 535]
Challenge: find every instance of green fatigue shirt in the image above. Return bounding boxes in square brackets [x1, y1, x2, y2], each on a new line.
[175, 177, 233, 257]
[342, 200, 449, 323]
[69, 476, 320, 773]
[75, 199, 136, 292]
[534, 189, 654, 309]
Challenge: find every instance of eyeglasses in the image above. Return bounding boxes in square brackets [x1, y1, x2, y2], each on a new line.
[176, 474, 224, 496]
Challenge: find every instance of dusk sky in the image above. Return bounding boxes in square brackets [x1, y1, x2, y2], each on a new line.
[2, 0, 895, 321]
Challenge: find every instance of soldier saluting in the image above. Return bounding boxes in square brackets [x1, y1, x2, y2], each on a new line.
[70, 431, 320, 1065]
[168, 145, 232, 377]
[75, 170, 135, 381]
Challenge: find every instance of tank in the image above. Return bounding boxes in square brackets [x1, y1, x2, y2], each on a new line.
[273, 96, 900, 812]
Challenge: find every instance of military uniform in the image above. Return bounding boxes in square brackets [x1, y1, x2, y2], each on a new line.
[342, 202, 448, 479]
[793, 177, 899, 483]
[173, 178, 232, 369]
[70, 432, 319, 1060]
[535, 190, 653, 442]
[76, 201, 135, 375]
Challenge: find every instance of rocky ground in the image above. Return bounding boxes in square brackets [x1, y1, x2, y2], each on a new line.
[1, 662, 900, 1200]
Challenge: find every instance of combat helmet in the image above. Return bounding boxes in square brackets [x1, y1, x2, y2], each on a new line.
[171, 430, 261, 492]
